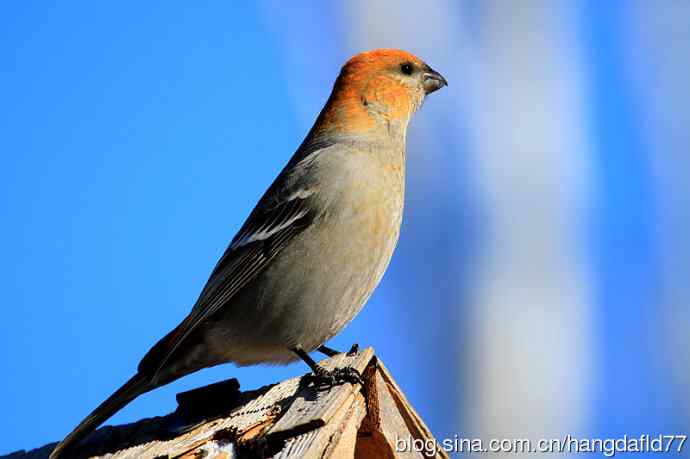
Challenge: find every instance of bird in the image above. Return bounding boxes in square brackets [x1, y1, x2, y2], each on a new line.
[50, 48, 446, 458]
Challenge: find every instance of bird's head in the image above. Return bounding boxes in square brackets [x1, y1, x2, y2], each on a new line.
[316, 49, 447, 138]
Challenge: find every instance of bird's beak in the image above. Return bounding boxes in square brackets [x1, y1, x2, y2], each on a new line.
[422, 65, 448, 95]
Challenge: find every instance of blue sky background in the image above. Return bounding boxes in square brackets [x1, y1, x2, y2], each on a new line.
[2, 2, 689, 456]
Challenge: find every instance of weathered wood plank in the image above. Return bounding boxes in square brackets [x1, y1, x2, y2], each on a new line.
[355, 358, 449, 459]
[92, 376, 287, 458]
[355, 369, 422, 459]
[3, 348, 449, 459]
[273, 391, 366, 459]
[376, 359, 448, 459]
[267, 347, 374, 439]
[317, 392, 367, 459]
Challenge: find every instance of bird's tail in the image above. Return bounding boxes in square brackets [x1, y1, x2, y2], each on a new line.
[50, 372, 152, 459]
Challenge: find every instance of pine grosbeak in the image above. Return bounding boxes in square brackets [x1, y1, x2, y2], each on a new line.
[51, 48, 446, 458]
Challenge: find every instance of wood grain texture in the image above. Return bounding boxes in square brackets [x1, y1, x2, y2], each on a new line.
[4, 348, 449, 459]
[268, 347, 374, 438]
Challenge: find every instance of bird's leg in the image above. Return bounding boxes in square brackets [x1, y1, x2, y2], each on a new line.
[292, 346, 363, 389]
[317, 343, 360, 357]
[317, 345, 340, 357]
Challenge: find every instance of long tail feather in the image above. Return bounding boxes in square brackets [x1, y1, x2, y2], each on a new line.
[50, 372, 151, 459]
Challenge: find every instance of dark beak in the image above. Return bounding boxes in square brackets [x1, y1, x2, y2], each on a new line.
[422, 64, 448, 95]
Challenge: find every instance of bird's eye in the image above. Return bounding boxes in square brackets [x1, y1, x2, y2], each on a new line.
[400, 63, 414, 75]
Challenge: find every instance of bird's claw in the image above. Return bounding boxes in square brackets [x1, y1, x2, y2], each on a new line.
[303, 365, 364, 390]
[332, 366, 364, 386]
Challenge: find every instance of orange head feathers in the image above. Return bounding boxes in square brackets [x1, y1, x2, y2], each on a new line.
[314, 49, 447, 137]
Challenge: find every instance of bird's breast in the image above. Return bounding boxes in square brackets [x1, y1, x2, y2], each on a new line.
[304, 145, 405, 322]
[252, 143, 406, 351]
[315, 144, 406, 266]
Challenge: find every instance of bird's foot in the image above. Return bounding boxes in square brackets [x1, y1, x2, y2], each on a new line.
[303, 364, 364, 390]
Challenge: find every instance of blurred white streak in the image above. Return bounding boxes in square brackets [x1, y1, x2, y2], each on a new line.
[629, 1, 690, 425]
[462, 1, 594, 454]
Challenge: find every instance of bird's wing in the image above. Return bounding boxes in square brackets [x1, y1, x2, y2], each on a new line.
[138, 152, 324, 378]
